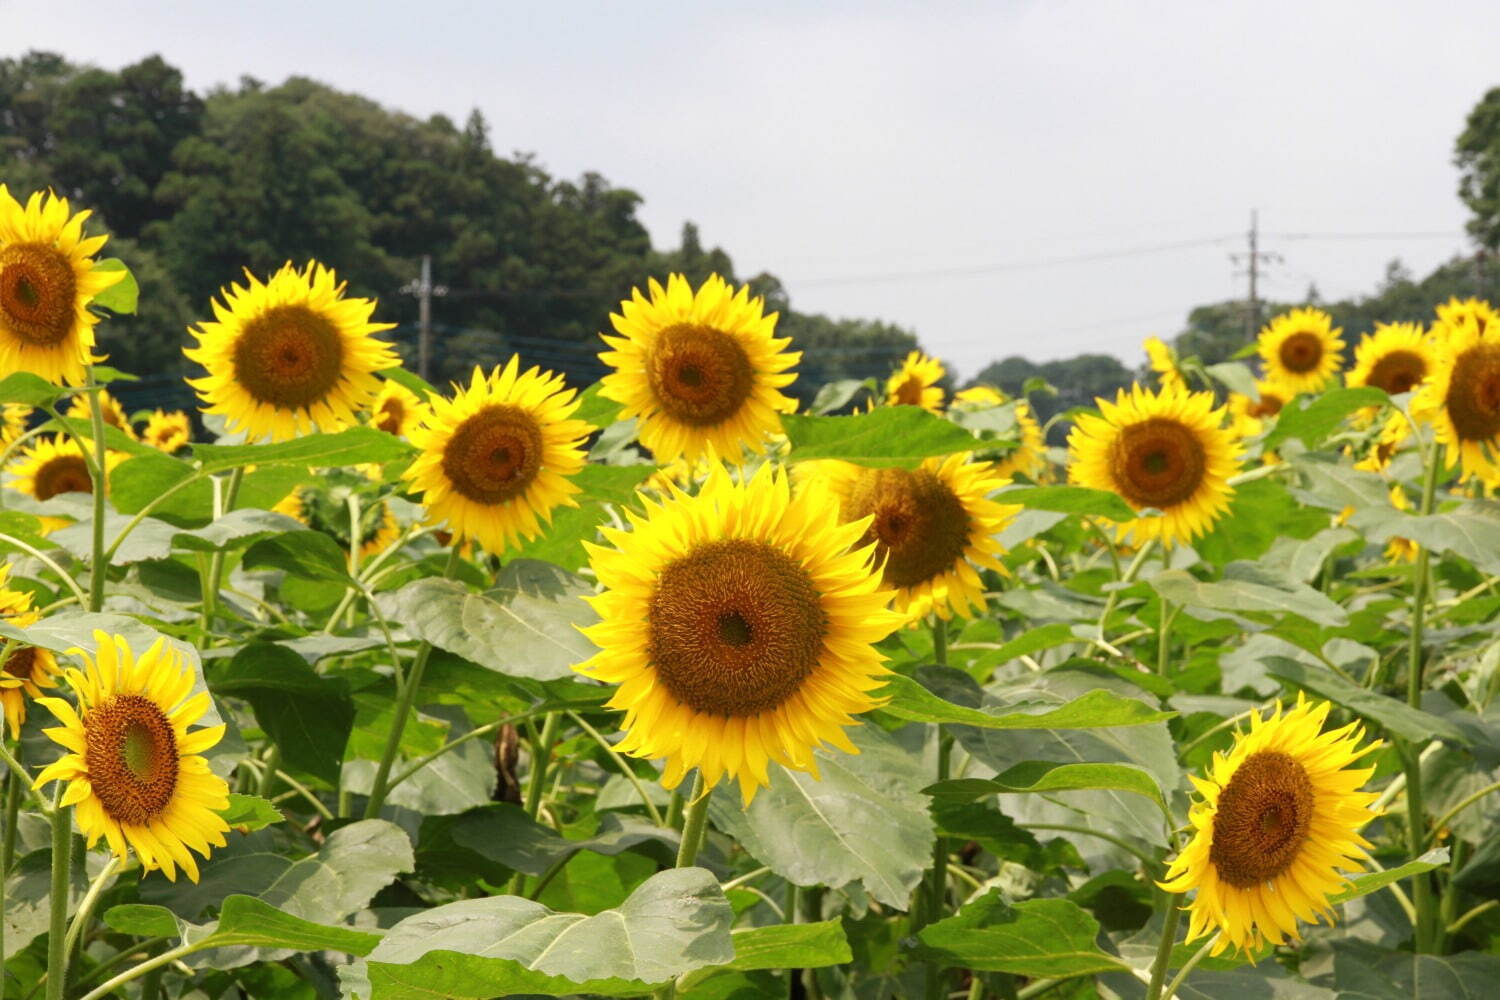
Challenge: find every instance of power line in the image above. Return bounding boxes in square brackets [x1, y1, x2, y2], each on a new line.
[1267, 230, 1465, 241]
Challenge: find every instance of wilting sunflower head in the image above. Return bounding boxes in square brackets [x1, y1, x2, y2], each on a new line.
[0, 186, 122, 387]
[65, 388, 136, 441]
[1412, 315, 1500, 482]
[885, 351, 946, 413]
[599, 273, 798, 463]
[33, 631, 231, 882]
[404, 357, 592, 555]
[7, 435, 122, 503]
[369, 378, 425, 438]
[812, 454, 1016, 622]
[1348, 322, 1434, 399]
[1144, 336, 1187, 392]
[143, 410, 192, 453]
[1435, 296, 1497, 338]
[1258, 307, 1344, 395]
[184, 261, 398, 443]
[576, 464, 904, 804]
[1228, 379, 1293, 439]
[1160, 694, 1381, 956]
[0, 563, 57, 738]
[1069, 383, 1242, 547]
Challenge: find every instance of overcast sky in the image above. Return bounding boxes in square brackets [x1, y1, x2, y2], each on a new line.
[14, 1, 1498, 380]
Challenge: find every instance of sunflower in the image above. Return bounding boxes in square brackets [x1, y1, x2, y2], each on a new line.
[809, 454, 1015, 621]
[0, 566, 58, 738]
[2, 403, 32, 445]
[369, 378, 424, 438]
[1258, 307, 1344, 395]
[1069, 383, 1242, 547]
[1160, 695, 1380, 955]
[33, 632, 231, 882]
[275, 484, 403, 558]
[1435, 297, 1497, 337]
[1145, 336, 1187, 392]
[1352, 411, 1412, 473]
[65, 388, 137, 440]
[142, 410, 192, 453]
[1228, 379, 1293, 439]
[1412, 315, 1500, 482]
[404, 357, 591, 554]
[952, 385, 1004, 407]
[0, 186, 123, 386]
[184, 261, 398, 443]
[951, 387, 1048, 481]
[886, 351, 945, 412]
[1382, 484, 1419, 563]
[576, 465, 903, 804]
[598, 274, 797, 463]
[7, 435, 123, 502]
[1347, 322, 1435, 399]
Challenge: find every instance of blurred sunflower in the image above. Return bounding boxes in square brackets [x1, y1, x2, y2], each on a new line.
[576, 465, 903, 804]
[142, 410, 192, 453]
[1413, 315, 1500, 482]
[1228, 379, 1292, 438]
[65, 387, 136, 440]
[1435, 296, 1497, 337]
[274, 484, 402, 559]
[886, 351, 945, 412]
[599, 273, 797, 463]
[2, 403, 33, 445]
[1351, 411, 1412, 473]
[1069, 383, 1241, 547]
[1383, 484, 1419, 563]
[8, 435, 123, 502]
[369, 378, 424, 438]
[951, 385, 1003, 407]
[0, 565, 57, 738]
[952, 387, 1048, 481]
[1347, 322, 1434, 398]
[1144, 336, 1187, 391]
[1258, 307, 1344, 395]
[404, 357, 591, 554]
[1160, 695, 1380, 955]
[34, 632, 231, 882]
[0, 186, 122, 386]
[810, 453, 1015, 621]
[184, 261, 398, 442]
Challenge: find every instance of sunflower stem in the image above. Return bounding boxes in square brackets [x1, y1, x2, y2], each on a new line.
[675, 773, 711, 868]
[45, 781, 70, 1000]
[1403, 442, 1442, 952]
[85, 382, 108, 614]
[1160, 932, 1217, 1000]
[2, 755, 20, 874]
[930, 616, 947, 666]
[1157, 600, 1176, 676]
[1097, 539, 1157, 640]
[201, 467, 246, 632]
[62, 855, 120, 968]
[1144, 890, 1182, 1000]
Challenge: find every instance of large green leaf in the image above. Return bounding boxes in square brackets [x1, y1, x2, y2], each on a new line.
[192, 427, 413, 473]
[90, 258, 139, 314]
[1365, 500, 1500, 576]
[0, 371, 66, 406]
[782, 408, 980, 467]
[174, 509, 306, 553]
[995, 485, 1138, 522]
[912, 892, 1127, 976]
[1264, 658, 1470, 745]
[242, 530, 352, 583]
[104, 895, 380, 957]
[926, 760, 1170, 822]
[427, 803, 677, 878]
[1263, 386, 1388, 449]
[1330, 940, 1500, 1000]
[357, 868, 733, 999]
[343, 705, 495, 817]
[675, 921, 852, 995]
[708, 724, 934, 909]
[380, 561, 598, 681]
[219, 793, 284, 833]
[1150, 566, 1347, 627]
[575, 380, 624, 429]
[209, 642, 355, 783]
[879, 674, 1172, 729]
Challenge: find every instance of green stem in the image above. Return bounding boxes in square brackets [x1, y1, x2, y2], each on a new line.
[675, 773, 710, 868]
[0, 535, 89, 607]
[1428, 780, 1500, 844]
[76, 941, 198, 1000]
[507, 712, 563, 895]
[201, 467, 245, 630]
[1024, 823, 1159, 874]
[1160, 933, 1217, 1000]
[665, 788, 683, 831]
[567, 711, 664, 827]
[62, 856, 120, 966]
[1448, 899, 1498, 936]
[2, 758, 19, 875]
[1157, 600, 1176, 676]
[85, 383, 108, 614]
[45, 782, 70, 1000]
[362, 545, 462, 818]
[255, 745, 282, 798]
[931, 615, 947, 666]
[1144, 890, 1182, 1000]
[1437, 840, 1465, 952]
[0, 741, 48, 815]
[1096, 538, 1157, 639]
[1405, 445, 1442, 952]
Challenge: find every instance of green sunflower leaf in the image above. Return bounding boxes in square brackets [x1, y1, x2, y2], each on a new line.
[925, 760, 1170, 822]
[192, 426, 414, 474]
[878, 674, 1173, 729]
[912, 892, 1129, 976]
[995, 484, 1139, 522]
[1262, 386, 1388, 450]
[782, 408, 981, 467]
[89, 258, 139, 315]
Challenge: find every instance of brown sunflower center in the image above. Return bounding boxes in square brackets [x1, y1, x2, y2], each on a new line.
[1278, 331, 1325, 374]
[1444, 343, 1500, 443]
[892, 375, 926, 407]
[441, 404, 543, 505]
[648, 538, 828, 717]
[1209, 750, 1315, 888]
[1366, 350, 1427, 395]
[1108, 417, 1207, 509]
[33, 455, 93, 500]
[375, 398, 406, 434]
[0, 243, 77, 347]
[2, 646, 39, 682]
[646, 323, 755, 427]
[231, 304, 346, 409]
[844, 467, 970, 589]
[1246, 392, 1285, 420]
[83, 693, 180, 826]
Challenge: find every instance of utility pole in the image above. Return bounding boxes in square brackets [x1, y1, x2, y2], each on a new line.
[400, 256, 446, 381]
[1230, 211, 1280, 341]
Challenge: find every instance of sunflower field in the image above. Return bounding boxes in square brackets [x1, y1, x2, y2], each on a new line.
[2, 184, 1500, 1000]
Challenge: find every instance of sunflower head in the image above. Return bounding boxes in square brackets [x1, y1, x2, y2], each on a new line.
[1435, 296, 1497, 338]
[1228, 379, 1293, 439]
[143, 410, 192, 453]
[1069, 383, 1242, 546]
[0, 186, 122, 386]
[7, 435, 123, 503]
[599, 274, 798, 463]
[1348, 322, 1434, 398]
[811, 454, 1016, 621]
[1258, 307, 1344, 394]
[369, 378, 425, 438]
[1160, 695, 1380, 955]
[275, 481, 403, 558]
[184, 261, 398, 442]
[0, 564, 57, 738]
[34, 631, 231, 882]
[404, 357, 592, 555]
[66, 388, 136, 440]
[886, 351, 946, 413]
[576, 465, 903, 804]
[1144, 336, 1187, 392]
[1, 403, 33, 445]
[951, 385, 1005, 408]
[1413, 315, 1500, 481]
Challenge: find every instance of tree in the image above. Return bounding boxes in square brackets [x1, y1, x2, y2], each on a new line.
[1457, 86, 1500, 252]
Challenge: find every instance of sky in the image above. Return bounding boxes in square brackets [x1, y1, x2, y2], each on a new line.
[12, 0, 1499, 380]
